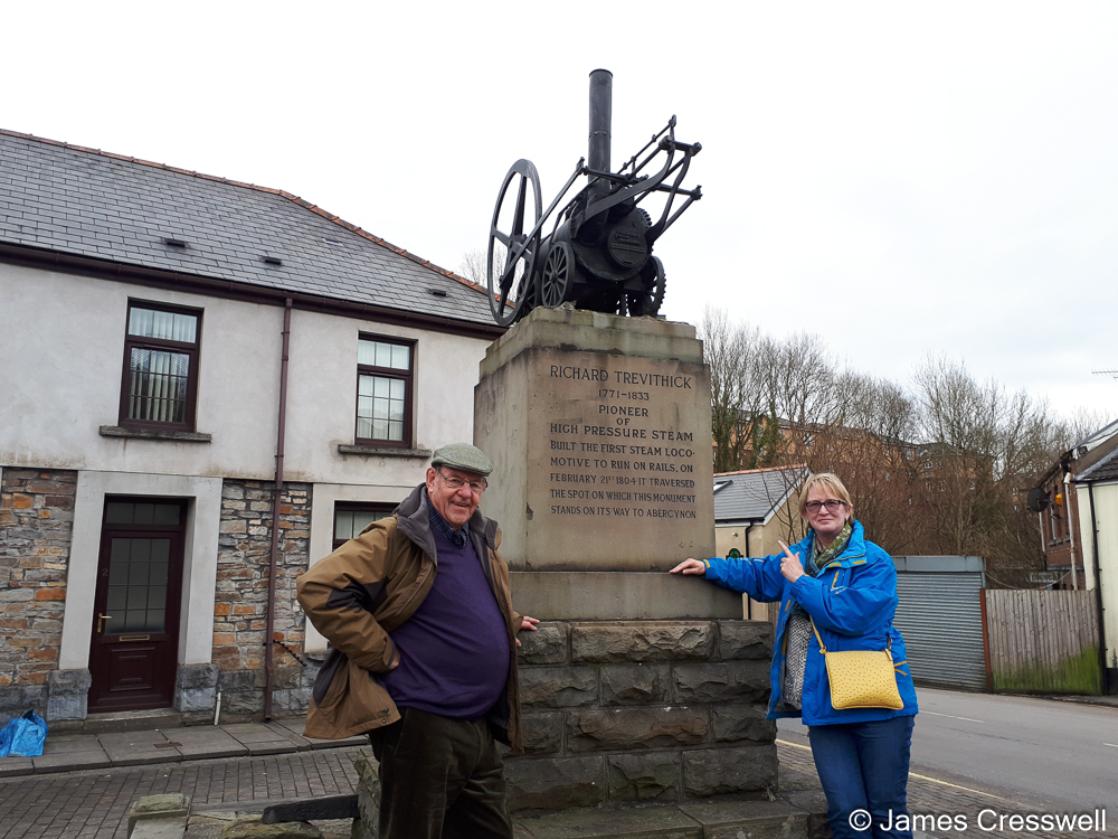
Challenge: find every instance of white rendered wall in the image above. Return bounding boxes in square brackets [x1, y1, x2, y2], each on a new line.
[1077, 482, 1118, 669]
[282, 307, 489, 484]
[0, 264, 490, 485]
[0, 264, 281, 479]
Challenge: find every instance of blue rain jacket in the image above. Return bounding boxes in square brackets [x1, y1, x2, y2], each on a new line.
[704, 520, 919, 726]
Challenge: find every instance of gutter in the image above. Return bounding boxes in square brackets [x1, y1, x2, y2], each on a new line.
[0, 242, 505, 341]
[264, 297, 293, 720]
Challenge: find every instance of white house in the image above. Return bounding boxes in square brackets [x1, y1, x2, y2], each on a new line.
[0, 129, 502, 723]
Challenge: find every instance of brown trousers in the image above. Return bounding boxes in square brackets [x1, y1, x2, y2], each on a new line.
[368, 708, 513, 839]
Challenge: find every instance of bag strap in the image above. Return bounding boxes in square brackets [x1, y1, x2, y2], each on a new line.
[809, 617, 827, 654]
[808, 616, 892, 654]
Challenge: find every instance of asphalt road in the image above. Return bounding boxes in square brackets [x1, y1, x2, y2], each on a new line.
[777, 687, 1118, 814]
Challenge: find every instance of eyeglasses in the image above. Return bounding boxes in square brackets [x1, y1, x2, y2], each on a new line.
[805, 499, 846, 513]
[436, 470, 488, 494]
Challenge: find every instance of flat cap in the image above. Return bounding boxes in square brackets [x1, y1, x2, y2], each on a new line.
[430, 443, 493, 476]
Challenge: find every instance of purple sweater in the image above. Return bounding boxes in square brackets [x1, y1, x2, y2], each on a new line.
[379, 510, 510, 718]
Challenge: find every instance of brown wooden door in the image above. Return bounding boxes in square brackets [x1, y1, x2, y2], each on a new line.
[88, 499, 185, 712]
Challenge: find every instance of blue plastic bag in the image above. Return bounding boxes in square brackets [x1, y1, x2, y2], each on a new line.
[0, 710, 48, 758]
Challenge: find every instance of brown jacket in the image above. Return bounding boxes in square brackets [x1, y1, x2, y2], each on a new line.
[296, 484, 522, 748]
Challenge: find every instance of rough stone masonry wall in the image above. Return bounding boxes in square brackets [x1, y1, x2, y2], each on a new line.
[0, 468, 76, 721]
[507, 620, 777, 812]
[215, 479, 315, 719]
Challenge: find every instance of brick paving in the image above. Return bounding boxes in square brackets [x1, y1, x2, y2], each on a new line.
[0, 746, 364, 839]
[1, 740, 1110, 839]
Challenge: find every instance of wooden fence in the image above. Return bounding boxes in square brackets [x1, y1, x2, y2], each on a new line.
[984, 589, 1101, 694]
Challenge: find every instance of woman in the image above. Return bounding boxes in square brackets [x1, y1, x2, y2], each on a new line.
[670, 473, 918, 839]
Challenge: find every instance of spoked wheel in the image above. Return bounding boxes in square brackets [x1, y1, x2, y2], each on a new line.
[621, 256, 666, 316]
[539, 241, 574, 308]
[488, 159, 543, 326]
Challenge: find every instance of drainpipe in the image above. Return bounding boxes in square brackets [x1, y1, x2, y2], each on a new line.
[743, 524, 753, 620]
[264, 298, 293, 720]
[1085, 482, 1110, 694]
[1064, 471, 1078, 590]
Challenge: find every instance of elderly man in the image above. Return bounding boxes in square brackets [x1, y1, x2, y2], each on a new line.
[297, 443, 538, 839]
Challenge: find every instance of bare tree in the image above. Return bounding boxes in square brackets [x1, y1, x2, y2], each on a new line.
[459, 249, 504, 286]
[701, 308, 770, 472]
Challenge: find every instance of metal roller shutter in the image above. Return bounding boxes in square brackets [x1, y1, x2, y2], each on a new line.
[893, 556, 987, 690]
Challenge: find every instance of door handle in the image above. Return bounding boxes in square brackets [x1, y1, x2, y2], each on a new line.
[97, 613, 113, 634]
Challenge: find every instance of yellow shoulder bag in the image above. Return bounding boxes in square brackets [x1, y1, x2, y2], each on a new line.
[810, 619, 904, 710]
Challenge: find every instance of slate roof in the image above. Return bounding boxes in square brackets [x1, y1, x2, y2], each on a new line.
[713, 465, 808, 523]
[1077, 446, 1118, 483]
[0, 129, 494, 327]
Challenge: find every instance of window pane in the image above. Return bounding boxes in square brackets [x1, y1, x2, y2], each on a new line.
[357, 396, 373, 418]
[389, 399, 404, 421]
[356, 417, 373, 438]
[153, 504, 180, 525]
[106, 502, 133, 525]
[147, 586, 166, 609]
[357, 339, 377, 366]
[374, 342, 391, 368]
[107, 587, 127, 611]
[390, 344, 409, 370]
[334, 510, 353, 541]
[373, 378, 389, 398]
[133, 503, 154, 525]
[352, 510, 389, 533]
[127, 587, 147, 610]
[129, 306, 197, 343]
[373, 419, 389, 438]
[358, 375, 373, 397]
[388, 421, 403, 441]
[128, 348, 191, 424]
[389, 379, 405, 400]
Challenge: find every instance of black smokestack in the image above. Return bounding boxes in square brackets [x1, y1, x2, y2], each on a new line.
[588, 69, 613, 187]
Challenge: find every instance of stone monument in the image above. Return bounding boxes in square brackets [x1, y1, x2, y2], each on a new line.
[474, 306, 778, 813]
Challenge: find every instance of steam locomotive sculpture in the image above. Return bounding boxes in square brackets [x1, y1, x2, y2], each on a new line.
[487, 70, 702, 326]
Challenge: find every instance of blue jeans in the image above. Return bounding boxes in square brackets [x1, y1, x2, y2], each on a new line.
[808, 715, 915, 839]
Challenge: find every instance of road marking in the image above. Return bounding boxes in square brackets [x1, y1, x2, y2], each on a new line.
[1105, 743, 1118, 748]
[923, 711, 984, 723]
[776, 739, 1020, 804]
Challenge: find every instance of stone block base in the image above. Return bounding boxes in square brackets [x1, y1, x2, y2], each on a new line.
[508, 619, 775, 813]
[175, 663, 218, 714]
[46, 668, 91, 722]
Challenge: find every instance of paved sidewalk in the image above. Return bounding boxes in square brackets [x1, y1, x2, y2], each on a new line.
[0, 721, 1108, 838]
[0, 719, 365, 778]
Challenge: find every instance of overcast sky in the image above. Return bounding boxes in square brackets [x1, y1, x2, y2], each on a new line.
[5, 1, 1117, 424]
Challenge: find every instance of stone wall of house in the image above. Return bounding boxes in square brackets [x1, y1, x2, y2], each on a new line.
[507, 620, 776, 812]
[0, 468, 76, 721]
[215, 479, 315, 718]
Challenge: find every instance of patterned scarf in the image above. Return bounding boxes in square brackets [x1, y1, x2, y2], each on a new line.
[811, 521, 852, 574]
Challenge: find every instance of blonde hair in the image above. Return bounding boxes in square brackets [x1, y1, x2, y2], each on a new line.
[798, 472, 853, 521]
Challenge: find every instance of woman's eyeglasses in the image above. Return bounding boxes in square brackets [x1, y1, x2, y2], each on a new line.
[805, 499, 845, 513]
